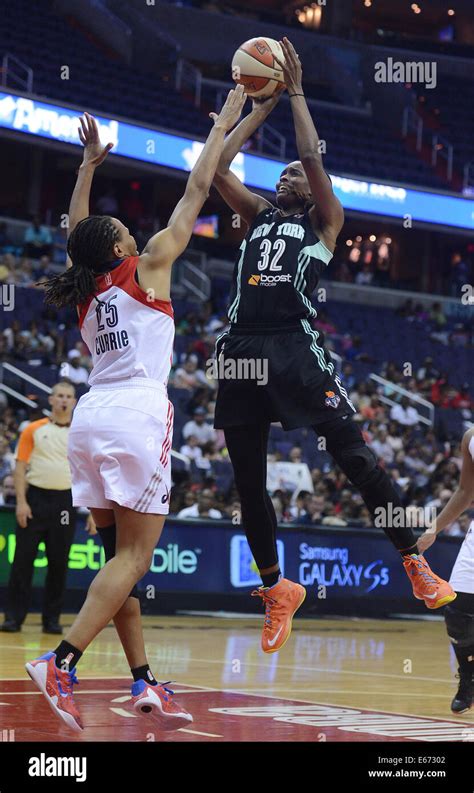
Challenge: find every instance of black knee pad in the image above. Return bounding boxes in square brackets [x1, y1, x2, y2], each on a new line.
[445, 605, 474, 648]
[96, 523, 139, 600]
[96, 524, 116, 562]
[319, 419, 378, 489]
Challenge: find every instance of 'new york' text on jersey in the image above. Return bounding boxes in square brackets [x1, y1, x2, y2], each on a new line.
[227, 207, 333, 325]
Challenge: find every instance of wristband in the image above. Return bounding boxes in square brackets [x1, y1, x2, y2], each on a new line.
[289, 93, 305, 98]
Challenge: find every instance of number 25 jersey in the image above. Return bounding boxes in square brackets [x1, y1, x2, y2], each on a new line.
[227, 207, 333, 326]
[77, 256, 174, 387]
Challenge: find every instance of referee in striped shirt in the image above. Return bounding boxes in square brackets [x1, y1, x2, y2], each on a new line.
[1, 380, 86, 634]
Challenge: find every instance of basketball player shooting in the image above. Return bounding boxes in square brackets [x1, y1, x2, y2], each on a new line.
[213, 37, 456, 655]
[24, 87, 246, 732]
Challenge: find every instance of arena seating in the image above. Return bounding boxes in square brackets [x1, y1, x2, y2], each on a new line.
[202, 82, 448, 190]
[11, 286, 467, 457]
[0, 0, 208, 136]
[413, 74, 474, 186]
[3, 288, 471, 391]
[264, 101, 449, 190]
[0, 0, 450, 191]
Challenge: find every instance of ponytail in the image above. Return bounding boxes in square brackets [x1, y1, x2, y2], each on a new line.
[43, 216, 120, 308]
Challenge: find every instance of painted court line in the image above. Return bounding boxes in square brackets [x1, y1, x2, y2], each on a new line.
[3, 678, 470, 728]
[0, 643, 455, 685]
[175, 681, 471, 726]
[213, 688, 458, 700]
[3, 670, 471, 727]
[0, 685, 217, 697]
[1, 676, 472, 740]
[110, 708, 135, 719]
[184, 656, 456, 684]
[219, 687, 474, 726]
[0, 676, 132, 682]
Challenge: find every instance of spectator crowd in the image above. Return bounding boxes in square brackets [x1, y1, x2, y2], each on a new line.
[0, 230, 472, 541]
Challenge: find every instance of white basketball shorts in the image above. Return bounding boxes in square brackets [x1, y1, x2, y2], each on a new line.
[449, 522, 474, 595]
[68, 378, 173, 514]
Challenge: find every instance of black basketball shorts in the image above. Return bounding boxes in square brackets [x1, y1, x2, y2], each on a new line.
[213, 324, 356, 430]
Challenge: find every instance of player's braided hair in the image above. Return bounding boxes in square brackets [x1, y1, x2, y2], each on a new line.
[43, 216, 120, 308]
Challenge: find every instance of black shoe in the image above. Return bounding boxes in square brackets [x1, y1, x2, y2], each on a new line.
[42, 622, 63, 635]
[1, 620, 21, 632]
[451, 669, 473, 714]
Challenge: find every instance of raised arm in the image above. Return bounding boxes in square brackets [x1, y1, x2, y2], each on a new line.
[66, 113, 113, 267]
[433, 431, 474, 530]
[418, 428, 474, 554]
[213, 92, 283, 226]
[139, 86, 246, 272]
[275, 38, 344, 252]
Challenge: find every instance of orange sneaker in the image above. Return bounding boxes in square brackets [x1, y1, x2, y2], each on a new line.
[252, 578, 306, 653]
[403, 554, 457, 609]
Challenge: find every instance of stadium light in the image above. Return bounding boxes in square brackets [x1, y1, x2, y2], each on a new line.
[295, 3, 322, 29]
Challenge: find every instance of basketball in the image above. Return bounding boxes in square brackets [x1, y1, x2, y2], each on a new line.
[231, 37, 285, 98]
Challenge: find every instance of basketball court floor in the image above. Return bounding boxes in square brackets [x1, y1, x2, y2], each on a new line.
[0, 614, 473, 742]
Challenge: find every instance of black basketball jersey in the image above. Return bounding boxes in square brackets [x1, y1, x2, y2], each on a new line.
[227, 207, 333, 326]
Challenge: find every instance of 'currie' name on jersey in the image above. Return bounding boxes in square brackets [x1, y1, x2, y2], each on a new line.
[249, 222, 305, 242]
[95, 330, 129, 356]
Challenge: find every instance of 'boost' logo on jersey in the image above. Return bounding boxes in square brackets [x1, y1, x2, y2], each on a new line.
[248, 274, 292, 286]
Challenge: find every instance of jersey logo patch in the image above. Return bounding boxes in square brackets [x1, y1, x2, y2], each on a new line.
[248, 273, 292, 286]
[325, 390, 340, 409]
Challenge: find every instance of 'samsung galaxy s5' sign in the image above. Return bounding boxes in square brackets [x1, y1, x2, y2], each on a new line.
[298, 543, 389, 592]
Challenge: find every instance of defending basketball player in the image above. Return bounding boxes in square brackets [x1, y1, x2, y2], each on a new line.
[212, 37, 456, 654]
[418, 427, 474, 713]
[24, 87, 246, 732]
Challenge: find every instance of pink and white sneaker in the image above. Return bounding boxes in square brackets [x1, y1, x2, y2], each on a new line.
[131, 680, 193, 731]
[25, 651, 83, 732]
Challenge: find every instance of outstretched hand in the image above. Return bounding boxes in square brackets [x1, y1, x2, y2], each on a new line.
[78, 112, 113, 167]
[209, 84, 247, 132]
[274, 37, 303, 96]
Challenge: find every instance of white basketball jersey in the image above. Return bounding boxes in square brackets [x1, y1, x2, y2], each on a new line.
[449, 434, 474, 594]
[78, 256, 174, 387]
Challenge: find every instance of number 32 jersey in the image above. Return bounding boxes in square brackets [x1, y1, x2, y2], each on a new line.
[77, 256, 174, 387]
[227, 207, 333, 326]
